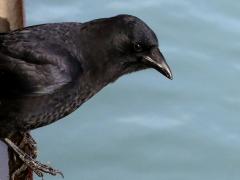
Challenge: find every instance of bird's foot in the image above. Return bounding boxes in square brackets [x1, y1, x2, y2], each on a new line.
[4, 138, 64, 179]
[19, 132, 37, 150]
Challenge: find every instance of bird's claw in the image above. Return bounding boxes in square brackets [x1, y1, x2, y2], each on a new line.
[4, 137, 64, 179]
[29, 160, 64, 178]
[22, 155, 64, 179]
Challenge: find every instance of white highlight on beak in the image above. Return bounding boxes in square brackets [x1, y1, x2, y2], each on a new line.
[143, 55, 173, 80]
[143, 56, 164, 68]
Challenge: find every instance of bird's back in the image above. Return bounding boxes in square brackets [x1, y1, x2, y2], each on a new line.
[0, 22, 87, 136]
[0, 22, 84, 96]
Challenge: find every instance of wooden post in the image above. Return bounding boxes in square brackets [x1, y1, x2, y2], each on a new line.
[0, 1, 36, 180]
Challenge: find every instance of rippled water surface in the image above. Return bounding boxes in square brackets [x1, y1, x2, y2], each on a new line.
[24, 0, 240, 179]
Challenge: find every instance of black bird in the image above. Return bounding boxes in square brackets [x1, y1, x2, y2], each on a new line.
[0, 14, 172, 177]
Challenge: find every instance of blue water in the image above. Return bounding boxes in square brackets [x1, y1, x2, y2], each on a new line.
[25, 0, 240, 179]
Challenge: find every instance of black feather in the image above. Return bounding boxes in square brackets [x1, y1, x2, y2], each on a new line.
[0, 15, 165, 137]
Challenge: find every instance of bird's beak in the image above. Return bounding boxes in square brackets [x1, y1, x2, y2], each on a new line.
[143, 48, 173, 80]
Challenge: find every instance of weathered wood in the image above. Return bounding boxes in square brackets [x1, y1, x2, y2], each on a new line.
[8, 133, 36, 180]
[0, 0, 24, 31]
[0, 0, 36, 180]
[0, 16, 10, 32]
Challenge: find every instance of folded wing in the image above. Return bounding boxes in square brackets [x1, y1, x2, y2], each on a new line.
[0, 26, 82, 96]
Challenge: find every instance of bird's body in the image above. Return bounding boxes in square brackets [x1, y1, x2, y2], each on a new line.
[0, 14, 173, 177]
[0, 21, 126, 136]
[0, 23, 94, 136]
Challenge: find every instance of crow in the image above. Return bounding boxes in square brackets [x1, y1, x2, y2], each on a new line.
[0, 14, 172, 177]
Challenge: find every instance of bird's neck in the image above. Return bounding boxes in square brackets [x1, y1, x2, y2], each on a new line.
[84, 63, 123, 87]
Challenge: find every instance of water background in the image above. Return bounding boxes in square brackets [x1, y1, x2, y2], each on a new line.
[24, 0, 240, 179]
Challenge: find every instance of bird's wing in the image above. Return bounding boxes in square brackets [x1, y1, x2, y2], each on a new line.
[0, 28, 82, 96]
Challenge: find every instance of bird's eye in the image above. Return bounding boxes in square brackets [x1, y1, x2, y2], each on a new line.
[133, 43, 143, 52]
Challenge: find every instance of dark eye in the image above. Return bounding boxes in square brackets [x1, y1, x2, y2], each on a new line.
[133, 43, 143, 52]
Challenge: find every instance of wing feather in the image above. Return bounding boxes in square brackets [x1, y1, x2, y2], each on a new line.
[0, 24, 82, 96]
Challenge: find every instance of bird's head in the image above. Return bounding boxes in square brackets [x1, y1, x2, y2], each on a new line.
[110, 14, 173, 80]
[81, 14, 173, 82]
